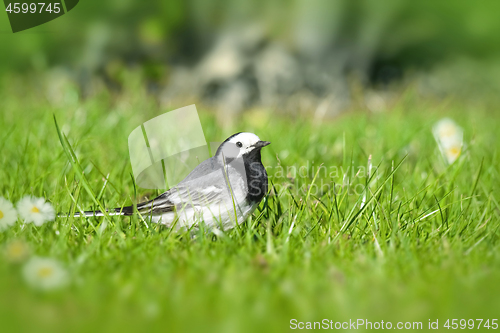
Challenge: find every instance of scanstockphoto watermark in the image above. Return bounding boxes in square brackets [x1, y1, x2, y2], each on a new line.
[4, 0, 79, 33]
[264, 163, 375, 197]
[290, 319, 423, 330]
[128, 104, 375, 198]
[290, 319, 499, 330]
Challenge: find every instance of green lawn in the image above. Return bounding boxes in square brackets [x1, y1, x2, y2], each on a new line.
[0, 76, 499, 332]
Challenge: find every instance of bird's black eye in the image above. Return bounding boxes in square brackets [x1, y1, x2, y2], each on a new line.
[236, 141, 243, 148]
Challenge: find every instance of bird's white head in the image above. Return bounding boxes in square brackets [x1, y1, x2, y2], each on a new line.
[217, 132, 270, 159]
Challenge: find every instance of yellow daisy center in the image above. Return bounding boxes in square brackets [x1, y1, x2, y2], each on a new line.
[6, 242, 28, 261]
[0, 210, 4, 219]
[10, 244, 23, 255]
[37, 267, 54, 278]
[31, 206, 40, 214]
[448, 146, 461, 156]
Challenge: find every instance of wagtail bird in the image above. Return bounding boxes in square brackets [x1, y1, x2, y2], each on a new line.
[73, 132, 270, 230]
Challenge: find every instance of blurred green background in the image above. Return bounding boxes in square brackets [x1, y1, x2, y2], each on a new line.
[1, 0, 500, 118]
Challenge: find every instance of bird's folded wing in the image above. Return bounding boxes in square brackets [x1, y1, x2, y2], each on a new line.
[136, 183, 227, 216]
[167, 184, 226, 208]
[134, 194, 174, 215]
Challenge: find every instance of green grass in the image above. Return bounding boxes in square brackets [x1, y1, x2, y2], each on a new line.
[0, 75, 499, 332]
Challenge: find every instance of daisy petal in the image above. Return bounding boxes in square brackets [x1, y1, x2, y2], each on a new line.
[17, 196, 55, 226]
[0, 197, 17, 231]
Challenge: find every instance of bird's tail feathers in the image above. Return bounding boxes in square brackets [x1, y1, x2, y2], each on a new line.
[62, 205, 135, 218]
[60, 197, 166, 218]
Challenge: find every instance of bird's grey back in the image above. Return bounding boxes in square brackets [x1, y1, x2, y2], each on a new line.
[168, 155, 248, 208]
[180, 156, 220, 183]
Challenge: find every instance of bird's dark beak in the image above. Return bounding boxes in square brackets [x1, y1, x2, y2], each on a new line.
[254, 140, 271, 148]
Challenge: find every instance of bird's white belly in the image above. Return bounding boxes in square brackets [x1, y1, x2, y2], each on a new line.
[150, 200, 259, 231]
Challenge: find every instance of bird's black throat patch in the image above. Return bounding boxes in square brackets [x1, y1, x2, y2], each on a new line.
[242, 148, 268, 203]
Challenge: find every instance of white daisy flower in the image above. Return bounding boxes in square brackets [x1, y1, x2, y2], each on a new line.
[442, 140, 462, 165]
[0, 197, 17, 231]
[22, 257, 69, 291]
[434, 118, 461, 140]
[433, 118, 463, 165]
[17, 196, 55, 226]
[4, 240, 30, 263]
